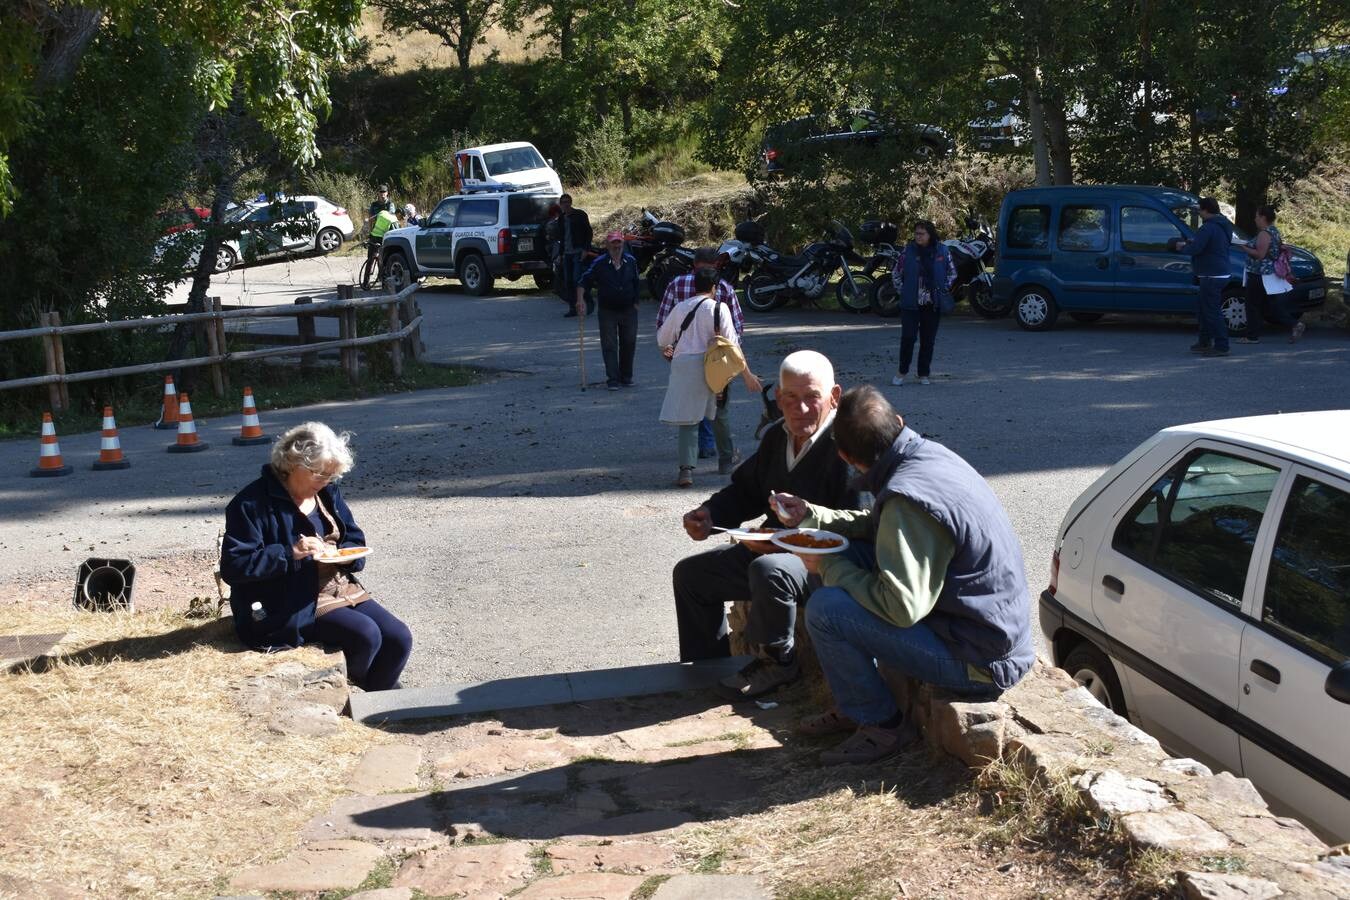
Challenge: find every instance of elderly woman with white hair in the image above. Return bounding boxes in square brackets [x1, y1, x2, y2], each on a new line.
[221, 422, 412, 690]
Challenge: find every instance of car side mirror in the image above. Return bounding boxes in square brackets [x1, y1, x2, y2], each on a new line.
[547, 158, 554, 168]
[1326, 661, 1350, 704]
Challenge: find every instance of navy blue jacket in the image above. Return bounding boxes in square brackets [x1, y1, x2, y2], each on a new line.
[892, 242, 956, 312]
[1178, 214, 1234, 278]
[579, 251, 641, 310]
[221, 464, 367, 649]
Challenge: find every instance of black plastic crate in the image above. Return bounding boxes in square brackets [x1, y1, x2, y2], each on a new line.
[651, 221, 685, 246]
[859, 220, 898, 245]
[734, 220, 765, 244]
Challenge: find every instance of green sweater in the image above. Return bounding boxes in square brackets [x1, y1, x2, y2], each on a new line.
[804, 496, 956, 628]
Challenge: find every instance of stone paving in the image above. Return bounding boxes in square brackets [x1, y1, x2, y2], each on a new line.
[227, 690, 797, 899]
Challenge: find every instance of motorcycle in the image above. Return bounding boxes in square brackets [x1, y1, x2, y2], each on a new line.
[742, 221, 874, 314]
[869, 213, 1002, 318]
[716, 220, 768, 288]
[641, 208, 696, 299]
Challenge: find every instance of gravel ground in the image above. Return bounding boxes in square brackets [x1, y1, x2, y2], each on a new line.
[4, 255, 1348, 686]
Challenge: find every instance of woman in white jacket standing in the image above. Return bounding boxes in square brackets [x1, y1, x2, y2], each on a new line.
[658, 268, 762, 488]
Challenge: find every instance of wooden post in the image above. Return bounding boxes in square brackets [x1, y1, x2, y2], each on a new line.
[49, 312, 70, 410]
[40, 312, 63, 411]
[295, 297, 318, 371]
[336, 283, 354, 301]
[339, 308, 359, 384]
[212, 297, 230, 393]
[203, 301, 225, 398]
[386, 297, 404, 379]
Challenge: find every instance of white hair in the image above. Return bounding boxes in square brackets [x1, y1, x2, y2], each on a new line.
[779, 350, 835, 387]
[270, 421, 355, 479]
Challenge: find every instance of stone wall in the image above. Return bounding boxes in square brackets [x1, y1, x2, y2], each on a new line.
[894, 660, 1350, 900]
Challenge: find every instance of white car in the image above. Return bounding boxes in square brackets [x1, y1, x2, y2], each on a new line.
[454, 142, 563, 196]
[1040, 411, 1350, 842]
[213, 195, 355, 272]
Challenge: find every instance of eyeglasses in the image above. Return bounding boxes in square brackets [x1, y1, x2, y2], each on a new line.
[304, 466, 342, 483]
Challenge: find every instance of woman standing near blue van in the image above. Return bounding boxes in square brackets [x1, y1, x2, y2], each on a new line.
[1237, 206, 1304, 344]
[890, 221, 956, 386]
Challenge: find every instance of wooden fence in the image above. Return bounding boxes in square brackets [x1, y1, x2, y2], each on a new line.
[0, 282, 423, 411]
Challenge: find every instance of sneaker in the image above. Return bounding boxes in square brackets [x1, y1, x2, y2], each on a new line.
[819, 722, 918, 765]
[1202, 347, 1230, 357]
[718, 451, 742, 475]
[1290, 321, 1306, 343]
[717, 655, 801, 701]
[1235, 337, 1260, 344]
[607, 381, 620, 391]
[697, 447, 717, 459]
[563, 309, 578, 318]
[676, 466, 694, 488]
[1189, 342, 1211, 353]
[890, 374, 905, 386]
[918, 377, 931, 385]
[621, 380, 636, 387]
[797, 708, 858, 737]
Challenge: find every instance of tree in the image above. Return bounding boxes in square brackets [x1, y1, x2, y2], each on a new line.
[370, 0, 501, 83]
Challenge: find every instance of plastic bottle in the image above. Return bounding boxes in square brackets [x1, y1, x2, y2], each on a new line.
[250, 601, 265, 622]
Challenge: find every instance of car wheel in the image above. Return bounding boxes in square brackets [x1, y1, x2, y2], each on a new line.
[315, 227, 343, 254]
[1221, 291, 1247, 334]
[871, 279, 901, 318]
[1062, 642, 1127, 714]
[1013, 286, 1058, 331]
[458, 252, 494, 296]
[532, 271, 554, 291]
[384, 251, 413, 292]
[967, 281, 1010, 319]
[835, 272, 874, 313]
[213, 245, 237, 273]
[1069, 312, 1104, 323]
[744, 274, 785, 313]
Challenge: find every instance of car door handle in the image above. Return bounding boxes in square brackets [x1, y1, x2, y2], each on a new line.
[1095, 256, 1110, 270]
[1250, 659, 1281, 684]
[1101, 575, 1125, 595]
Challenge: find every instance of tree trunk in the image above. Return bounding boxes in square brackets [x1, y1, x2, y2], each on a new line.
[1024, 87, 1052, 186]
[169, 176, 239, 391]
[33, 4, 102, 89]
[1045, 100, 1074, 185]
[558, 10, 573, 62]
[619, 93, 632, 135]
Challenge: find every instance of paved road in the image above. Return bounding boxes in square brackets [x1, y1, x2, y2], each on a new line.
[5, 255, 1348, 686]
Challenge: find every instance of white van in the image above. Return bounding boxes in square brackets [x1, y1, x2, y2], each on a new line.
[455, 142, 562, 195]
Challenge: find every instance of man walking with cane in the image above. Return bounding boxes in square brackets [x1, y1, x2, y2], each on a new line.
[577, 232, 641, 390]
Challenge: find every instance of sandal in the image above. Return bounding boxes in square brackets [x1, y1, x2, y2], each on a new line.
[796, 708, 857, 736]
[820, 722, 918, 766]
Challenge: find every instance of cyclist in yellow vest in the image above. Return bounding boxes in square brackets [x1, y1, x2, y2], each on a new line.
[366, 208, 399, 267]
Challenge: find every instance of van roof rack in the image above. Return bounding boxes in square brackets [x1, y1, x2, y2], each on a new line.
[459, 181, 522, 194]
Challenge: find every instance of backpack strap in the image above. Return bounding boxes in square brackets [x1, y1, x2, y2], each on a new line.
[673, 296, 713, 351]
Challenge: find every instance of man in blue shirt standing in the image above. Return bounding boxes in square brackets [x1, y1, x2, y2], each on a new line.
[1172, 197, 1235, 357]
[578, 231, 641, 390]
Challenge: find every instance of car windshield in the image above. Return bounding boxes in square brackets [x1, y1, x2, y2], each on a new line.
[484, 146, 547, 176]
[224, 205, 258, 223]
[507, 195, 556, 224]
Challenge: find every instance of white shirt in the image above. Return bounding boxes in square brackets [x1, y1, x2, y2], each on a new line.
[656, 294, 739, 358]
[786, 410, 836, 472]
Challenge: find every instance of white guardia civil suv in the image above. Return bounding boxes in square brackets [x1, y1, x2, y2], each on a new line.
[1039, 410, 1350, 842]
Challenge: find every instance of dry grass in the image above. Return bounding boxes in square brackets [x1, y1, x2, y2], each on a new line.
[0, 571, 380, 899]
[358, 9, 540, 71]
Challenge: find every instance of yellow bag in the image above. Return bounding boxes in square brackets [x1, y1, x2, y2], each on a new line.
[674, 297, 746, 392]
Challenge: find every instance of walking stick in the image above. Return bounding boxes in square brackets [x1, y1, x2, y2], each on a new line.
[578, 300, 587, 391]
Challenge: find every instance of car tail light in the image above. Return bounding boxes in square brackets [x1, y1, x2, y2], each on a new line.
[765, 147, 779, 161]
[498, 228, 511, 254]
[334, 208, 346, 217]
[1048, 548, 1060, 596]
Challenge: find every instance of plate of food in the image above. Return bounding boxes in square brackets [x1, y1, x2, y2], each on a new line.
[770, 528, 849, 555]
[315, 546, 372, 564]
[715, 526, 784, 542]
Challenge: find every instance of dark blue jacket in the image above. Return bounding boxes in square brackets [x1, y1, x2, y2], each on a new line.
[579, 251, 641, 310]
[892, 242, 956, 312]
[1178, 214, 1234, 278]
[873, 428, 1035, 689]
[220, 464, 367, 650]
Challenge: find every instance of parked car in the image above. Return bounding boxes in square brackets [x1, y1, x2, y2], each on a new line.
[158, 206, 211, 236]
[454, 142, 562, 196]
[969, 75, 1027, 152]
[760, 108, 952, 173]
[213, 195, 355, 272]
[378, 187, 555, 295]
[1040, 411, 1350, 842]
[993, 185, 1327, 331]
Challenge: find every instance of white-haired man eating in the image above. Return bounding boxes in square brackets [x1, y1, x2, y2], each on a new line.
[673, 350, 859, 699]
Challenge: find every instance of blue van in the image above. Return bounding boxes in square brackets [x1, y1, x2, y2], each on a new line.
[993, 186, 1326, 332]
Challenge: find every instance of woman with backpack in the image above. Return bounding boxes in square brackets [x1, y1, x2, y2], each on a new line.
[1238, 206, 1304, 344]
[890, 220, 956, 386]
[658, 268, 762, 488]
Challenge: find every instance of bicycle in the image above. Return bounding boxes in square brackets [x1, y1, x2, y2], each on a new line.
[359, 236, 384, 290]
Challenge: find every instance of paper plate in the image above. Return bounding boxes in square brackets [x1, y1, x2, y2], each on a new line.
[718, 527, 784, 542]
[315, 546, 372, 564]
[770, 528, 850, 555]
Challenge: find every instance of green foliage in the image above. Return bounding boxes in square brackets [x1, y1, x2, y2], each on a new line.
[572, 117, 630, 187]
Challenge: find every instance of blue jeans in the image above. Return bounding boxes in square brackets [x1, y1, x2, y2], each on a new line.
[898, 306, 941, 377]
[805, 542, 997, 725]
[698, 418, 715, 454]
[1196, 277, 1229, 350]
[313, 599, 412, 691]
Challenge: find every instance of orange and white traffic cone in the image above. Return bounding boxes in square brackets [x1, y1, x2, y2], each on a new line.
[232, 387, 271, 446]
[92, 405, 131, 470]
[30, 413, 72, 477]
[154, 375, 179, 430]
[166, 393, 209, 453]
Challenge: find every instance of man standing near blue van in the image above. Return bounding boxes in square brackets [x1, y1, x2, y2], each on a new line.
[1171, 197, 1234, 357]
